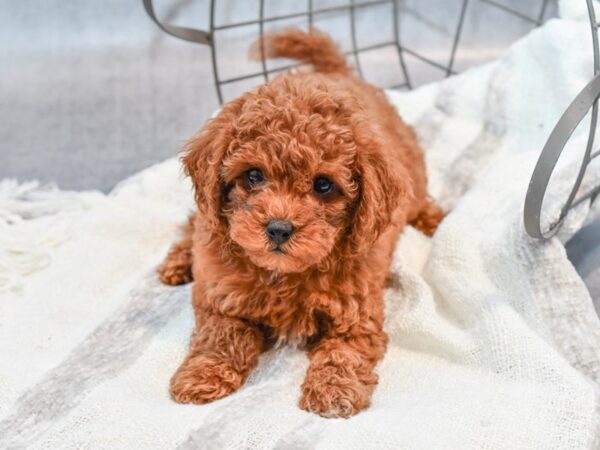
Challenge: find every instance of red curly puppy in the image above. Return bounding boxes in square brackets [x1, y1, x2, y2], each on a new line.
[159, 28, 443, 418]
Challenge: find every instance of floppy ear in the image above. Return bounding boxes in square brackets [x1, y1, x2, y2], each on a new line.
[182, 101, 241, 231]
[350, 141, 412, 255]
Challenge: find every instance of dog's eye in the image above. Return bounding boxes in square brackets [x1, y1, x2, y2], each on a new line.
[313, 176, 334, 196]
[244, 168, 265, 188]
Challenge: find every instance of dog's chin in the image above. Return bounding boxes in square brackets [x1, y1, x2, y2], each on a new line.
[245, 250, 319, 274]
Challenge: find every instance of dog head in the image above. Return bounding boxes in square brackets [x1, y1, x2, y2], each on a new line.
[183, 76, 409, 273]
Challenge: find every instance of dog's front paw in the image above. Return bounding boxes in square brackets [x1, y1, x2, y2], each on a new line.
[299, 365, 374, 418]
[158, 244, 193, 286]
[158, 260, 193, 286]
[170, 357, 244, 404]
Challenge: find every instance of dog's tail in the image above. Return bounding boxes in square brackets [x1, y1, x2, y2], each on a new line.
[249, 28, 351, 75]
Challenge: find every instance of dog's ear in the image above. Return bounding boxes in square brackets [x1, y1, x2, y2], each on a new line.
[350, 140, 412, 255]
[182, 101, 241, 231]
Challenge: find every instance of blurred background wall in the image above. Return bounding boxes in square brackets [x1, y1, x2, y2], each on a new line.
[1, 0, 215, 191]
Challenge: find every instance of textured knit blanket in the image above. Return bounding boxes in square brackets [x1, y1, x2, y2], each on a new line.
[2, 5, 600, 449]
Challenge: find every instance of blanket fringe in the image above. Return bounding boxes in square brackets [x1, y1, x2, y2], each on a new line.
[0, 179, 99, 292]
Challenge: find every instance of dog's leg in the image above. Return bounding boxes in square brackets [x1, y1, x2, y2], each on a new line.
[410, 197, 444, 237]
[158, 215, 195, 285]
[170, 313, 264, 404]
[299, 322, 387, 418]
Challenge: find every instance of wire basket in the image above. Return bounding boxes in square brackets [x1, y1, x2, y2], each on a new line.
[143, 0, 600, 240]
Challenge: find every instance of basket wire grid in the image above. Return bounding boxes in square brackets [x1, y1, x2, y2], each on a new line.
[144, 0, 556, 102]
[144, 0, 600, 240]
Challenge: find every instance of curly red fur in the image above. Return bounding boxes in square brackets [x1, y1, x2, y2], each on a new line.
[160, 28, 443, 418]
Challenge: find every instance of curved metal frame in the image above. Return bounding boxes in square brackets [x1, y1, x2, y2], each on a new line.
[142, 0, 211, 45]
[524, 0, 600, 239]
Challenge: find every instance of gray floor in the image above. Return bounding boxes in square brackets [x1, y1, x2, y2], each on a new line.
[0, 0, 556, 192]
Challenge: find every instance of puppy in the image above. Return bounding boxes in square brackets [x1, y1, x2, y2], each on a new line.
[159, 28, 443, 418]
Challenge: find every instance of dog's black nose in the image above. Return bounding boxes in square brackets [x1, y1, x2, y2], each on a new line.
[266, 220, 293, 245]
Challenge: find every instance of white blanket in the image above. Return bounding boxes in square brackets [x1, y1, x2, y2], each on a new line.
[2, 6, 600, 449]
